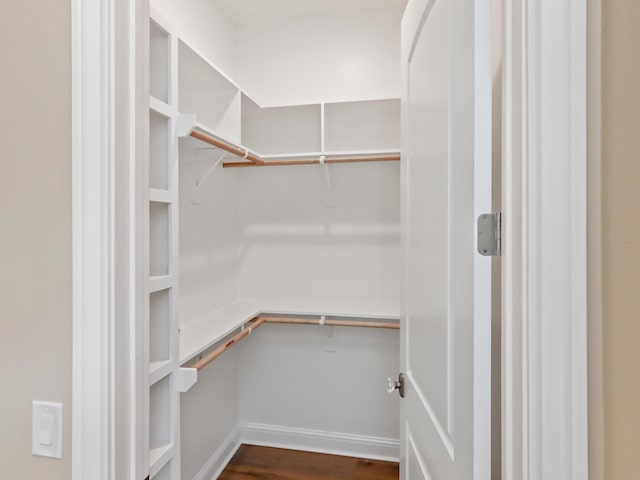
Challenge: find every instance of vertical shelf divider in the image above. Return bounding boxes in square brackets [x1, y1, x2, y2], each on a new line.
[148, 10, 181, 480]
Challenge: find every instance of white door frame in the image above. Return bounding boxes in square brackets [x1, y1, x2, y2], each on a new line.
[501, 0, 589, 478]
[71, 0, 590, 478]
[71, 0, 148, 479]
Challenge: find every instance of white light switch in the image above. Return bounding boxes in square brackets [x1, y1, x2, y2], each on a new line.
[32, 401, 62, 458]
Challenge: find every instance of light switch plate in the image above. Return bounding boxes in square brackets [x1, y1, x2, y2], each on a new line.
[32, 401, 63, 458]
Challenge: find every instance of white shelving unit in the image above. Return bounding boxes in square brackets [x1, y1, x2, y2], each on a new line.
[148, 7, 402, 479]
[148, 14, 181, 480]
[172, 38, 400, 165]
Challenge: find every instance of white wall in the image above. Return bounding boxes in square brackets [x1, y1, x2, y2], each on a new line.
[234, 161, 401, 460]
[236, 163, 401, 309]
[179, 146, 243, 479]
[236, 9, 403, 106]
[181, 349, 239, 480]
[238, 325, 400, 458]
[151, 0, 238, 79]
[179, 146, 241, 324]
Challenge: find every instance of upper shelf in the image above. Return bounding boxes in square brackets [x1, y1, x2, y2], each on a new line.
[152, 11, 401, 167]
[177, 114, 400, 167]
[178, 40, 242, 145]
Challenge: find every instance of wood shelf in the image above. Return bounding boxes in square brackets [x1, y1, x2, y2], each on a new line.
[179, 300, 400, 365]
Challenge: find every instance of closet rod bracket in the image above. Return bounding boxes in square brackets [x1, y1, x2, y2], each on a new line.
[177, 367, 198, 393]
[177, 113, 197, 137]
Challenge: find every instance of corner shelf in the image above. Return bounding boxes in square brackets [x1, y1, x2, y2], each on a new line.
[179, 300, 400, 365]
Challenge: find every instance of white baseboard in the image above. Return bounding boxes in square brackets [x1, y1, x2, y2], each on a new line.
[192, 427, 242, 480]
[239, 422, 400, 462]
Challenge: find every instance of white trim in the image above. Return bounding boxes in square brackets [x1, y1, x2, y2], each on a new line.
[191, 428, 241, 480]
[240, 423, 400, 463]
[72, 0, 144, 479]
[586, 0, 603, 477]
[502, 0, 589, 478]
[71, 0, 115, 477]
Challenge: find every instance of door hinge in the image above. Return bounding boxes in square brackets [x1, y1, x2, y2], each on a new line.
[477, 212, 502, 256]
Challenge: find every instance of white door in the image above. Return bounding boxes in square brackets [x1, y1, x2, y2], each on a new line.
[400, 0, 493, 479]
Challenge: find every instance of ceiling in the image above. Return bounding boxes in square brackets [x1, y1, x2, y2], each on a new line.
[216, 0, 407, 25]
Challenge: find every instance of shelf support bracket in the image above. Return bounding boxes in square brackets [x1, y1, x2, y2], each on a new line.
[319, 156, 336, 207]
[196, 152, 227, 189]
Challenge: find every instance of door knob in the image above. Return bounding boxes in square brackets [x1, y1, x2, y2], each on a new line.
[386, 373, 405, 398]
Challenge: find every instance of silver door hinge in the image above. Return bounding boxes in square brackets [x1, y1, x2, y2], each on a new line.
[477, 212, 502, 256]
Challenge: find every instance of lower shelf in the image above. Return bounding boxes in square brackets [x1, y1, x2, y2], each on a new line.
[179, 299, 400, 365]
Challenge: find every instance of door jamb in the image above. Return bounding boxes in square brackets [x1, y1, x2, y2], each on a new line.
[502, 0, 590, 478]
[71, 0, 148, 479]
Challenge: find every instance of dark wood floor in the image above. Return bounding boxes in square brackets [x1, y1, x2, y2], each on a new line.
[219, 445, 399, 480]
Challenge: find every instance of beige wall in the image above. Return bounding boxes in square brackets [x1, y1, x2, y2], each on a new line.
[0, 1, 72, 478]
[601, 1, 640, 478]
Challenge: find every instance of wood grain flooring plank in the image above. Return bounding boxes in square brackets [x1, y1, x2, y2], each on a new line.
[218, 445, 399, 480]
[354, 459, 400, 480]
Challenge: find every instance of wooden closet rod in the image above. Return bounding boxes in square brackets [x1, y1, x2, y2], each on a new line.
[189, 130, 264, 165]
[261, 316, 400, 329]
[192, 317, 267, 371]
[191, 315, 400, 371]
[188, 129, 400, 168]
[223, 154, 400, 168]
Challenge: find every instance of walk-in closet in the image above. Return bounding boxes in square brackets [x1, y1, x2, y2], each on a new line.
[147, 2, 406, 479]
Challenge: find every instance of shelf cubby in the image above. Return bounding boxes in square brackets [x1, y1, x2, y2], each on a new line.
[150, 375, 172, 451]
[324, 99, 400, 152]
[150, 202, 170, 277]
[150, 110, 170, 190]
[150, 20, 170, 104]
[179, 41, 241, 144]
[150, 288, 172, 364]
[241, 94, 321, 155]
